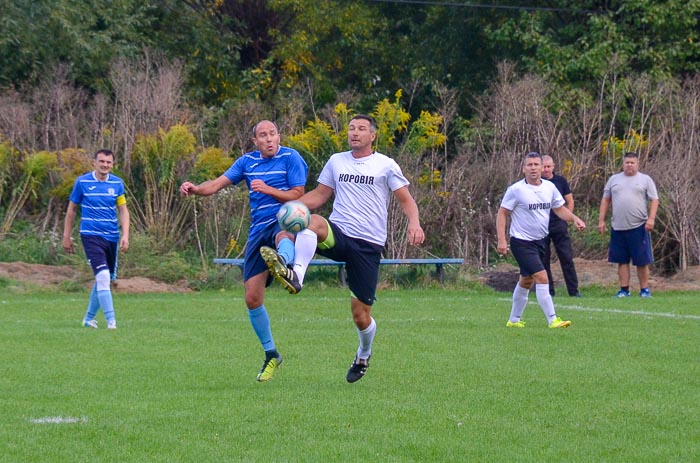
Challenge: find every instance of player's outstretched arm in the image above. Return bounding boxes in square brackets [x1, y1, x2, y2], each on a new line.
[180, 175, 232, 197]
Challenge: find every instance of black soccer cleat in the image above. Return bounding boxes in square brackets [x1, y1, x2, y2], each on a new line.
[260, 246, 302, 294]
[346, 355, 370, 383]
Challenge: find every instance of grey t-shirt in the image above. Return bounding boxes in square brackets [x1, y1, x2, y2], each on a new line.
[603, 172, 658, 230]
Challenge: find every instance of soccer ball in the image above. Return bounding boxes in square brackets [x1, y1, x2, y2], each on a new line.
[277, 200, 310, 233]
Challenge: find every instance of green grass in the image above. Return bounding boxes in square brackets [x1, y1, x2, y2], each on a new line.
[1, 287, 699, 462]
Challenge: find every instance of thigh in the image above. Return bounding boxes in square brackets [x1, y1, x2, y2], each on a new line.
[629, 226, 654, 266]
[81, 235, 117, 277]
[243, 223, 278, 283]
[510, 237, 546, 277]
[608, 229, 631, 264]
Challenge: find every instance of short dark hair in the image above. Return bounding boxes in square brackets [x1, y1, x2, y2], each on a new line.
[350, 114, 377, 132]
[94, 149, 114, 160]
[623, 151, 639, 159]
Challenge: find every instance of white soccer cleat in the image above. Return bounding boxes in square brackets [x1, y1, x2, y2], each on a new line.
[83, 319, 98, 329]
[107, 320, 117, 330]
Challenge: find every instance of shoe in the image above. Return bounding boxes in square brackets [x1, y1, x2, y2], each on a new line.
[346, 355, 370, 383]
[571, 292, 583, 298]
[548, 317, 571, 329]
[256, 355, 283, 382]
[260, 246, 302, 294]
[107, 320, 117, 330]
[616, 289, 631, 298]
[83, 319, 98, 329]
[506, 320, 526, 328]
[639, 288, 652, 298]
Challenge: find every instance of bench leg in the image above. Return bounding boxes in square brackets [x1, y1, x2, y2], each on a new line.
[435, 264, 444, 283]
[338, 265, 347, 287]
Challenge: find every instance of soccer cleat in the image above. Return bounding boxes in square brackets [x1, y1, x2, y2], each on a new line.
[616, 289, 631, 298]
[639, 288, 652, 298]
[260, 246, 302, 294]
[506, 320, 526, 328]
[83, 319, 98, 329]
[548, 317, 571, 329]
[256, 355, 283, 382]
[107, 320, 117, 330]
[346, 355, 370, 383]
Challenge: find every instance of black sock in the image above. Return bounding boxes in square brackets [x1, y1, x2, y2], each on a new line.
[621, 286, 629, 292]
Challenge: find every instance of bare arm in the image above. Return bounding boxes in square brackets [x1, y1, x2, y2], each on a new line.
[496, 207, 510, 255]
[553, 206, 586, 230]
[118, 203, 130, 252]
[646, 198, 659, 231]
[564, 192, 574, 212]
[180, 175, 232, 197]
[298, 184, 335, 211]
[62, 201, 78, 253]
[598, 196, 611, 233]
[251, 182, 304, 203]
[393, 186, 424, 246]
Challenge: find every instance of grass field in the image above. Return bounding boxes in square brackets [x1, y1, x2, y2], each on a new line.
[1, 286, 699, 462]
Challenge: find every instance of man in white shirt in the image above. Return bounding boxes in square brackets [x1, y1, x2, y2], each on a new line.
[262, 114, 424, 382]
[496, 152, 586, 329]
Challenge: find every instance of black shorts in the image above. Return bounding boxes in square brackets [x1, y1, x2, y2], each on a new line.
[317, 221, 383, 306]
[609, 225, 654, 266]
[510, 237, 547, 277]
[81, 234, 119, 279]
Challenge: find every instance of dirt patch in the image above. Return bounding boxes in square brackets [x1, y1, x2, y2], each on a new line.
[0, 262, 189, 293]
[1, 259, 698, 293]
[479, 258, 700, 292]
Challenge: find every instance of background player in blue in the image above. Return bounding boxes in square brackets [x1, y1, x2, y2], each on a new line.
[63, 149, 131, 330]
[179, 120, 308, 382]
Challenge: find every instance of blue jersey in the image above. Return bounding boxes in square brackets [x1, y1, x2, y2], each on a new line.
[223, 146, 308, 236]
[69, 171, 126, 242]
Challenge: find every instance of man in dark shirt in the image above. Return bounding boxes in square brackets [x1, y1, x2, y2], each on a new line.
[542, 155, 581, 297]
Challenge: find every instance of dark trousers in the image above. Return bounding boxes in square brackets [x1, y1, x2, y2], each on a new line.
[544, 220, 579, 296]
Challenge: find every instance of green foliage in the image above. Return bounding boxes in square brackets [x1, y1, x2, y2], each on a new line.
[118, 234, 193, 283]
[191, 147, 232, 184]
[372, 90, 411, 151]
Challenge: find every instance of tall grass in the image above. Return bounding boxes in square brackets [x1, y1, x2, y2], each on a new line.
[1, 287, 698, 462]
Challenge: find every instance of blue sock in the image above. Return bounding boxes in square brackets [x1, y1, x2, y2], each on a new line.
[97, 290, 116, 323]
[277, 238, 295, 266]
[84, 284, 100, 321]
[248, 305, 275, 352]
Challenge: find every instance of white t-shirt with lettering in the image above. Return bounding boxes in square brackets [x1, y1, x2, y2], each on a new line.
[318, 150, 409, 245]
[500, 178, 565, 241]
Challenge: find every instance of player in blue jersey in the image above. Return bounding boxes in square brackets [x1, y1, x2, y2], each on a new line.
[179, 120, 308, 382]
[63, 149, 131, 330]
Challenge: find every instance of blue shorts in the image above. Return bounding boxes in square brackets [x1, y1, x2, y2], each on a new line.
[317, 220, 383, 306]
[243, 222, 284, 283]
[609, 225, 653, 266]
[81, 234, 119, 279]
[510, 237, 547, 277]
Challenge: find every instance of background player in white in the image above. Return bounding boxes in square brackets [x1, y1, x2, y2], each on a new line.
[63, 149, 130, 330]
[262, 114, 424, 383]
[180, 120, 308, 382]
[496, 152, 586, 329]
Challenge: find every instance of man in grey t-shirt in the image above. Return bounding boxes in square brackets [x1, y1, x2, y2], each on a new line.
[598, 152, 659, 298]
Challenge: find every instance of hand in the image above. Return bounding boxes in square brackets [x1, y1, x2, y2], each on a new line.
[574, 217, 586, 231]
[180, 182, 196, 196]
[407, 225, 425, 246]
[250, 179, 269, 194]
[645, 218, 655, 231]
[62, 237, 74, 254]
[120, 236, 129, 252]
[597, 221, 606, 234]
[497, 241, 508, 256]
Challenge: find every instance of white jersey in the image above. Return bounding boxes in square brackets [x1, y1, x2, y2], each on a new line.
[500, 178, 565, 241]
[318, 150, 409, 245]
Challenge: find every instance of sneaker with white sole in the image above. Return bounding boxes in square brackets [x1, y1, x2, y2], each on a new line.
[346, 355, 370, 383]
[83, 319, 98, 329]
[107, 320, 117, 330]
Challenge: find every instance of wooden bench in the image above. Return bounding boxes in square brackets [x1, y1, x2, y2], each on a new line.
[213, 257, 464, 286]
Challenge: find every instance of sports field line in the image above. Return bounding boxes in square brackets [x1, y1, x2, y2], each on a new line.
[495, 298, 700, 320]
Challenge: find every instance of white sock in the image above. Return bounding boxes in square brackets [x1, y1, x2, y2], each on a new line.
[509, 283, 530, 322]
[356, 317, 376, 359]
[535, 284, 557, 323]
[293, 228, 317, 285]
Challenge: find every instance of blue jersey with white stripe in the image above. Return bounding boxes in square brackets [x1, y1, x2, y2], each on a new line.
[69, 171, 126, 242]
[223, 146, 308, 237]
